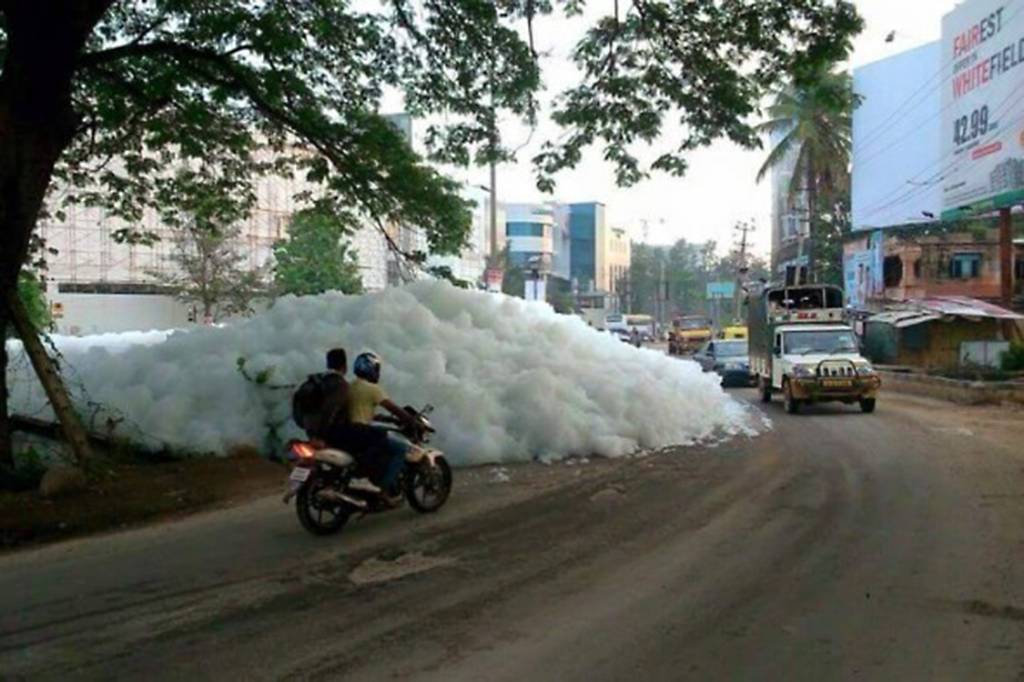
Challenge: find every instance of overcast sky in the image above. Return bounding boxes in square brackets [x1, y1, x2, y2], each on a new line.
[443, 0, 956, 258]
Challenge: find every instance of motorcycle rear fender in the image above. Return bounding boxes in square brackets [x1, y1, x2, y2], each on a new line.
[314, 448, 356, 467]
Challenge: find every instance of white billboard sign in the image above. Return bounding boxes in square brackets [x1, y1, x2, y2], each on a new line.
[941, 0, 1024, 218]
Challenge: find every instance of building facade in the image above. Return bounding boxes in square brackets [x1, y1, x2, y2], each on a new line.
[566, 202, 629, 295]
[844, 227, 1024, 310]
[38, 173, 490, 334]
[504, 203, 561, 275]
[426, 186, 504, 285]
[501, 201, 629, 307]
[768, 127, 809, 284]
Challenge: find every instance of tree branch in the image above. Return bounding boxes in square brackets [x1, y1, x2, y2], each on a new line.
[78, 40, 252, 69]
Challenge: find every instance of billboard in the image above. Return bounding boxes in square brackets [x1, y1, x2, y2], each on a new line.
[941, 0, 1024, 218]
[852, 43, 943, 230]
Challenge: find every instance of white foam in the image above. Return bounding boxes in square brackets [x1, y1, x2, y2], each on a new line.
[7, 282, 761, 464]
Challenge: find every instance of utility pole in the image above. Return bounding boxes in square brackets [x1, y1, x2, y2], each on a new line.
[999, 207, 1013, 307]
[734, 220, 754, 321]
[483, 58, 501, 294]
[657, 256, 667, 330]
[489, 156, 498, 262]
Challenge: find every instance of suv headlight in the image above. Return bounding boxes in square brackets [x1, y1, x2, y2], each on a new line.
[857, 365, 877, 376]
[791, 365, 815, 378]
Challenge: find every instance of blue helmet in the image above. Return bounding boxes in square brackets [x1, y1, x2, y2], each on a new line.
[353, 351, 382, 383]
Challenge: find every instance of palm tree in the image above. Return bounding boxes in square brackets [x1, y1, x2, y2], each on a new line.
[756, 68, 857, 282]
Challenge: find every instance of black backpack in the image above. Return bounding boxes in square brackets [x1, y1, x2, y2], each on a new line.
[292, 373, 339, 435]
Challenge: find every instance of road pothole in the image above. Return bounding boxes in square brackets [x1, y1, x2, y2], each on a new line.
[349, 551, 456, 585]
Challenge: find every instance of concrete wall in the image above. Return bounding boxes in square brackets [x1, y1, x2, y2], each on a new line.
[878, 370, 1024, 406]
[48, 293, 190, 335]
[47, 292, 273, 336]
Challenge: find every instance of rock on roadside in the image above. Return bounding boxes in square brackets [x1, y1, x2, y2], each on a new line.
[39, 465, 88, 499]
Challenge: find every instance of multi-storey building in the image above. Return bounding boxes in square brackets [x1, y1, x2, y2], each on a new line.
[768, 127, 809, 285]
[989, 158, 1024, 194]
[566, 202, 630, 295]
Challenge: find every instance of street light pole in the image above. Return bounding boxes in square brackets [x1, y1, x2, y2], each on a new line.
[490, 157, 498, 262]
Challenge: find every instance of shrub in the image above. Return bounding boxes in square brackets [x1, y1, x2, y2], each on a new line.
[0, 448, 48, 492]
[1001, 342, 1024, 372]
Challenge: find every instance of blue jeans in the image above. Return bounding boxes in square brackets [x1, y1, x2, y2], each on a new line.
[379, 430, 411, 491]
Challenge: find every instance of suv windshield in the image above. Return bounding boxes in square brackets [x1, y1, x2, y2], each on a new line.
[715, 341, 748, 357]
[784, 330, 858, 355]
[678, 318, 709, 330]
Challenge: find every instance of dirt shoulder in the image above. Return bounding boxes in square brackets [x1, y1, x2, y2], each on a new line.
[0, 451, 286, 551]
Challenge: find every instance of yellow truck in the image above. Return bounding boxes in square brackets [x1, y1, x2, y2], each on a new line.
[669, 315, 713, 355]
[720, 324, 748, 340]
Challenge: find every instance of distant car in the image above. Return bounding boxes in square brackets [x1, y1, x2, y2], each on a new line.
[693, 339, 755, 387]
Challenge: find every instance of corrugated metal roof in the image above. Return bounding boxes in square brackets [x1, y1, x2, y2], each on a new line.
[868, 311, 941, 328]
[870, 296, 1024, 325]
[915, 296, 1024, 320]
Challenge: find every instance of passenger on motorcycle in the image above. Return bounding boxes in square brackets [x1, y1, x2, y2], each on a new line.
[299, 348, 350, 441]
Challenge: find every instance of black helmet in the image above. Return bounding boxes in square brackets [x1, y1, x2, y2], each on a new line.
[353, 351, 382, 383]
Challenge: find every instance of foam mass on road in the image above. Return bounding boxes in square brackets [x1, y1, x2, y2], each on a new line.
[7, 282, 760, 465]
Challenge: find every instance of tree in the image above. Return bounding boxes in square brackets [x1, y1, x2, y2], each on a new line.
[0, 1, 861, 464]
[756, 66, 859, 280]
[630, 237, 772, 324]
[628, 242, 663, 315]
[155, 224, 264, 324]
[812, 188, 853, 287]
[144, 166, 265, 323]
[274, 209, 363, 297]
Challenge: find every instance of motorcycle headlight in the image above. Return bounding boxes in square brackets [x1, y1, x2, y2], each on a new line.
[791, 365, 815, 378]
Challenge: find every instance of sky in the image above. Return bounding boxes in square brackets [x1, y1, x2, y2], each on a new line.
[442, 0, 957, 259]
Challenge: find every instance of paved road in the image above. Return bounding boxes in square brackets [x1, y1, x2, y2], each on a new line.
[2, 391, 1024, 680]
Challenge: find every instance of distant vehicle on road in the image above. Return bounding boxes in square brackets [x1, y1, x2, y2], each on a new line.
[606, 313, 655, 340]
[748, 283, 880, 414]
[719, 324, 748, 340]
[693, 339, 755, 387]
[669, 315, 713, 355]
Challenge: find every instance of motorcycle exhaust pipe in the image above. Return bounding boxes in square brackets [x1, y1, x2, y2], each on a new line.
[316, 489, 368, 509]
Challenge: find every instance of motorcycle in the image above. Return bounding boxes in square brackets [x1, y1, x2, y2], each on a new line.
[282, 404, 453, 536]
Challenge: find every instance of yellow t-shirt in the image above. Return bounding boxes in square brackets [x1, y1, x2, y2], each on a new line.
[347, 378, 388, 425]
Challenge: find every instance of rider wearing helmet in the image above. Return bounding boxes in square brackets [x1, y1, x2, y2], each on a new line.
[346, 352, 420, 504]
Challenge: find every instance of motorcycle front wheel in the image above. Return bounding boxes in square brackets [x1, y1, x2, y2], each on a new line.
[405, 457, 453, 513]
[296, 475, 351, 536]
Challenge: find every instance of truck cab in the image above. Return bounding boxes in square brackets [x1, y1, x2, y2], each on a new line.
[748, 284, 880, 414]
[669, 315, 713, 355]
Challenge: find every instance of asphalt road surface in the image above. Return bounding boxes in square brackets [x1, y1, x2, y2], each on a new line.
[2, 391, 1024, 681]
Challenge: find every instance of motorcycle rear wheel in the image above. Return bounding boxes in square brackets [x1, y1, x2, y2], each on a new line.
[405, 457, 453, 513]
[296, 476, 351, 535]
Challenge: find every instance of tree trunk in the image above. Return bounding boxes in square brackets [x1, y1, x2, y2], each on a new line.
[0, 3, 114, 469]
[805, 156, 818, 284]
[4, 290, 93, 467]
